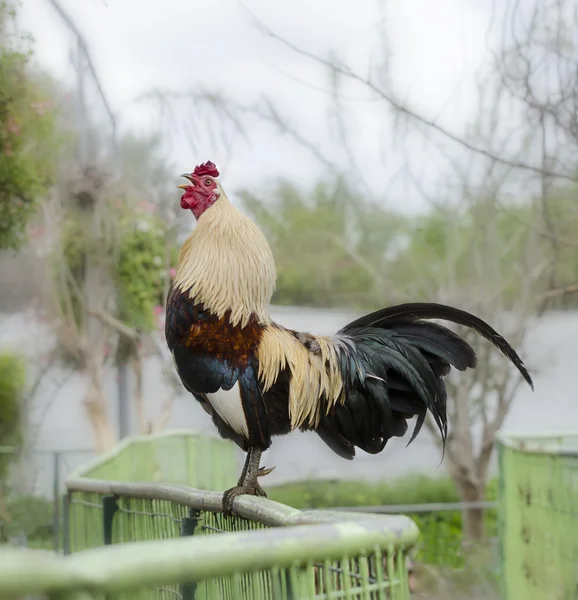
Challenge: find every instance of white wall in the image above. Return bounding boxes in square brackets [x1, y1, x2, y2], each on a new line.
[1, 307, 576, 495]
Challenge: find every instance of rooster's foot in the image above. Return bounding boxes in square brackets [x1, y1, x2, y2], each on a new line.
[222, 482, 266, 517]
[222, 461, 275, 517]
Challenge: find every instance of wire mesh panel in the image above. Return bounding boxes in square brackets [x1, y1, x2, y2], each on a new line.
[0, 519, 417, 600]
[196, 512, 408, 600]
[194, 549, 409, 600]
[68, 491, 106, 551]
[57, 434, 418, 599]
[64, 486, 416, 600]
[498, 433, 578, 600]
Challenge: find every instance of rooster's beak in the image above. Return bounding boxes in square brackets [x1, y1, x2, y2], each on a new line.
[177, 174, 195, 189]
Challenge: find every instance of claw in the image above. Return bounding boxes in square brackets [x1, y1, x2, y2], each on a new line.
[257, 465, 275, 477]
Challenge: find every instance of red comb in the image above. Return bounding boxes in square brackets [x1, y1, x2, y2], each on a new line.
[193, 161, 219, 178]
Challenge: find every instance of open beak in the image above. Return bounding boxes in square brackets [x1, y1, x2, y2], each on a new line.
[177, 174, 195, 189]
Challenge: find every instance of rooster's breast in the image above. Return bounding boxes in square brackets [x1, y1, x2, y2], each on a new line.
[165, 286, 270, 446]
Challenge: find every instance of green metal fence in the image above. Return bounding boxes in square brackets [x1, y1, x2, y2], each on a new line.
[0, 510, 417, 599]
[72, 430, 239, 491]
[1, 432, 238, 551]
[0, 431, 419, 598]
[498, 431, 578, 600]
[58, 479, 418, 599]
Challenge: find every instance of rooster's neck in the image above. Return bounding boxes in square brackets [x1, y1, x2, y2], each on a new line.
[174, 194, 276, 328]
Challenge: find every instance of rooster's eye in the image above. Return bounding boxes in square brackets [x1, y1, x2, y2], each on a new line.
[204, 179, 212, 186]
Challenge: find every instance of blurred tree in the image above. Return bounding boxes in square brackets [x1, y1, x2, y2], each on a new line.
[38, 138, 181, 451]
[0, 0, 60, 250]
[0, 0, 242, 452]
[388, 195, 543, 540]
[241, 177, 408, 308]
[246, 172, 544, 541]
[240, 162, 540, 543]
[0, 351, 24, 522]
[233, 0, 578, 544]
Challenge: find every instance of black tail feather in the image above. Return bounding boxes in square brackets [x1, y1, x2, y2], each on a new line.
[340, 302, 533, 389]
[315, 301, 532, 463]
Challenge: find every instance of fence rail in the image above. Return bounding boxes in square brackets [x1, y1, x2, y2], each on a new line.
[33, 431, 421, 599]
[0, 515, 415, 599]
[61, 477, 419, 599]
[64, 476, 421, 531]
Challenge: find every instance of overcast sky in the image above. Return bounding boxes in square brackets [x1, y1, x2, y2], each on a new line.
[22, 0, 493, 212]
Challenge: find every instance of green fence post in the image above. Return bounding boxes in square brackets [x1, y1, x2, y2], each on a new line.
[497, 441, 507, 600]
[180, 508, 199, 599]
[102, 496, 118, 546]
[62, 492, 71, 555]
[53, 452, 61, 552]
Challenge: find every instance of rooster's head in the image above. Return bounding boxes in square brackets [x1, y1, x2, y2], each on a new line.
[178, 161, 221, 219]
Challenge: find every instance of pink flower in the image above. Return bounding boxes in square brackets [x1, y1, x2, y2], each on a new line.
[31, 101, 51, 116]
[6, 117, 20, 135]
[169, 268, 176, 279]
[138, 200, 157, 213]
[29, 226, 45, 239]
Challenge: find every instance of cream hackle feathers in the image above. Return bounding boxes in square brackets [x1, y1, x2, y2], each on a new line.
[257, 326, 345, 429]
[174, 183, 276, 328]
[174, 181, 345, 429]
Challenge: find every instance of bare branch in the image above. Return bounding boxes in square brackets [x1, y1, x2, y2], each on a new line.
[247, 11, 578, 182]
[540, 281, 578, 299]
[151, 391, 176, 433]
[88, 310, 139, 341]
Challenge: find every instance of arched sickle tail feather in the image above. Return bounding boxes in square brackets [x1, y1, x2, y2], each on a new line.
[340, 302, 534, 389]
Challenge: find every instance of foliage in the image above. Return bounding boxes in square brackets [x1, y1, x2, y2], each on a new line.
[243, 175, 578, 311]
[115, 208, 172, 333]
[54, 198, 172, 371]
[0, 353, 24, 450]
[390, 198, 544, 305]
[241, 178, 407, 308]
[268, 475, 498, 568]
[0, 351, 24, 484]
[57, 192, 173, 327]
[0, 0, 60, 250]
[268, 474, 461, 507]
[0, 493, 52, 544]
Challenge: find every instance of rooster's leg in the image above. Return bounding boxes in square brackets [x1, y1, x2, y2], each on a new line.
[222, 447, 275, 517]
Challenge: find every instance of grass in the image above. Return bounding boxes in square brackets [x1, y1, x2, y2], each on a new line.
[268, 474, 469, 508]
[0, 493, 53, 547]
[268, 475, 499, 568]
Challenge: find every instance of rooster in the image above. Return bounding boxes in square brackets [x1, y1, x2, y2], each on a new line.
[165, 161, 533, 516]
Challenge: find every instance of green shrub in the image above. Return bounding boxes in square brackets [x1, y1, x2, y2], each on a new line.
[0, 351, 24, 479]
[0, 494, 53, 545]
[268, 474, 462, 508]
[268, 475, 498, 568]
[0, 0, 60, 249]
